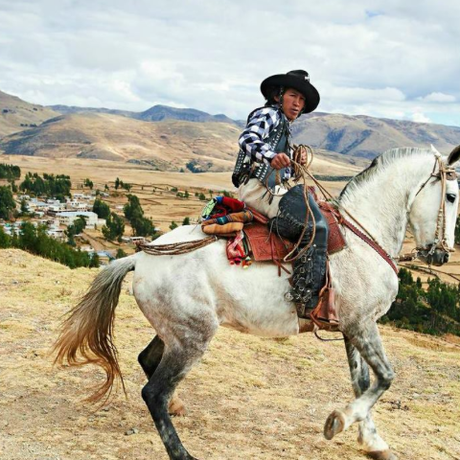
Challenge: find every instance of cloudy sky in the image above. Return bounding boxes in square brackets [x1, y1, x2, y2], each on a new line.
[1, 0, 459, 126]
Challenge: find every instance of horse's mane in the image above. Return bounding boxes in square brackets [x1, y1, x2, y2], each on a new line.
[339, 147, 432, 202]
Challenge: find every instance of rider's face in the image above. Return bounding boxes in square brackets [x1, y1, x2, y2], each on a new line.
[277, 88, 306, 121]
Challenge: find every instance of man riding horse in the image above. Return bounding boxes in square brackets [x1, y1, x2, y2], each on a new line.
[232, 69, 328, 315]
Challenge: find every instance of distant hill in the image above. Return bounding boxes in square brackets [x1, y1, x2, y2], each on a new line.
[293, 112, 460, 159]
[49, 104, 135, 118]
[134, 104, 241, 126]
[50, 103, 244, 127]
[1, 89, 460, 166]
[45, 98, 460, 159]
[0, 112, 241, 172]
[0, 90, 59, 137]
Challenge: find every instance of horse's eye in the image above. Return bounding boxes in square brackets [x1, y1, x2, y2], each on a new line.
[446, 193, 457, 203]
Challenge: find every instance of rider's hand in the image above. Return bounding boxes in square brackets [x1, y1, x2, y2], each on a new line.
[270, 153, 291, 170]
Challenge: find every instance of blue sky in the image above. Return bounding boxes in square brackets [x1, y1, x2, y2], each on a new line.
[0, 0, 459, 126]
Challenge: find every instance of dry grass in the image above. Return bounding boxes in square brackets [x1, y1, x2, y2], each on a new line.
[1, 154, 356, 236]
[0, 249, 459, 460]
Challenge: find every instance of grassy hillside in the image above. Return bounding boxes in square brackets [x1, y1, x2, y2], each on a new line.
[0, 90, 59, 138]
[0, 249, 459, 460]
[0, 113, 240, 171]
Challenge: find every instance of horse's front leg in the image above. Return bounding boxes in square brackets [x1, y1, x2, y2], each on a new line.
[343, 337, 398, 460]
[324, 321, 395, 444]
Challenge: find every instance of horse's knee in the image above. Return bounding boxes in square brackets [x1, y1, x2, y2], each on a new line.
[380, 369, 395, 390]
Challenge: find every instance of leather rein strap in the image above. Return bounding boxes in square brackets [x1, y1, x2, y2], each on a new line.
[339, 215, 399, 275]
[398, 154, 457, 262]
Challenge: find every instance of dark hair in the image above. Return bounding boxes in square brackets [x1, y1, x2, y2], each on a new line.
[264, 85, 282, 106]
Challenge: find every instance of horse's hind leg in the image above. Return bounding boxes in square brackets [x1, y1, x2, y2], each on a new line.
[142, 327, 217, 460]
[138, 335, 186, 416]
[138, 335, 164, 377]
[344, 338, 397, 460]
[324, 322, 395, 443]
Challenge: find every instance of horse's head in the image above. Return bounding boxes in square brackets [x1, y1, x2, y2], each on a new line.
[408, 145, 460, 266]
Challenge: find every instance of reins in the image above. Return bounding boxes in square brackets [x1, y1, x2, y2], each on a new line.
[265, 146, 399, 272]
[137, 235, 218, 255]
[136, 147, 455, 276]
[396, 153, 456, 263]
[269, 146, 456, 272]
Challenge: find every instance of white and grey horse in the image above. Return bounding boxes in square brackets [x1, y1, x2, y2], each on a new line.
[55, 146, 460, 460]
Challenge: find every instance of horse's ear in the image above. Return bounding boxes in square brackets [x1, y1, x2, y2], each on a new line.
[447, 145, 460, 165]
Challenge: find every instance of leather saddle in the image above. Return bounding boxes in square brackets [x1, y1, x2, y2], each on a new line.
[244, 203, 346, 262]
[243, 204, 346, 331]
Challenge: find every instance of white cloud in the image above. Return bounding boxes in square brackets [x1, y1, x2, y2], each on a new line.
[0, 0, 459, 126]
[419, 92, 456, 103]
[411, 111, 431, 123]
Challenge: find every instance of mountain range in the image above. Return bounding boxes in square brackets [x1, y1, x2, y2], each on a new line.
[1, 89, 460, 172]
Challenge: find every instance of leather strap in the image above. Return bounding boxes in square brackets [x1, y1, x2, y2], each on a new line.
[340, 216, 399, 275]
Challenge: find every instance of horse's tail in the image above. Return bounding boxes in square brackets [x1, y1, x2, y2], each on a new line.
[53, 255, 137, 403]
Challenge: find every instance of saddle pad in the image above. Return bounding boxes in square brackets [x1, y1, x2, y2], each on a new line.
[319, 201, 347, 254]
[244, 221, 293, 262]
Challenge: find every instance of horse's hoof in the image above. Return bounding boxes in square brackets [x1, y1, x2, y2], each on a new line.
[168, 396, 187, 417]
[324, 410, 345, 440]
[367, 450, 398, 460]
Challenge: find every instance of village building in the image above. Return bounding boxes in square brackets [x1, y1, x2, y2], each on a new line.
[55, 211, 104, 228]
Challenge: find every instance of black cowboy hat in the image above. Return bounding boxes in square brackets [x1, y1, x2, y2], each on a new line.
[260, 70, 320, 113]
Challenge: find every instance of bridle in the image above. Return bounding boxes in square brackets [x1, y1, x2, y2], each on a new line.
[400, 153, 457, 263]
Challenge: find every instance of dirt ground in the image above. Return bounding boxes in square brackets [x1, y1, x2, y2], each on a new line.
[1, 249, 459, 460]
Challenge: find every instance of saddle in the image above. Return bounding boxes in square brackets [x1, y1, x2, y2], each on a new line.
[243, 205, 345, 331]
[201, 197, 347, 331]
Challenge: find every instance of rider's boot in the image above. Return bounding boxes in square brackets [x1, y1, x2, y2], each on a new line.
[270, 185, 329, 317]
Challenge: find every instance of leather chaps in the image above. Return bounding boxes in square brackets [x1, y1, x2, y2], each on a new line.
[270, 185, 329, 316]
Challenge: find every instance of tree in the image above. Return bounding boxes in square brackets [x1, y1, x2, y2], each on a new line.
[92, 198, 111, 219]
[182, 217, 190, 225]
[124, 194, 143, 221]
[20, 198, 28, 215]
[116, 248, 127, 259]
[84, 178, 94, 189]
[89, 252, 100, 268]
[123, 194, 157, 237]
[169, 221, 178, 230]
[102, 213, 125, 242]
[19, 172, 71, 199]
[131, 216, 156, 237]
[0, 186, 16, 220]
[65, 217, 86, 246]
[0, 163, 21, 180]
[114, 177, 121, 190]
[198, 193, 207, 201]
[0, 226, 11, 248]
